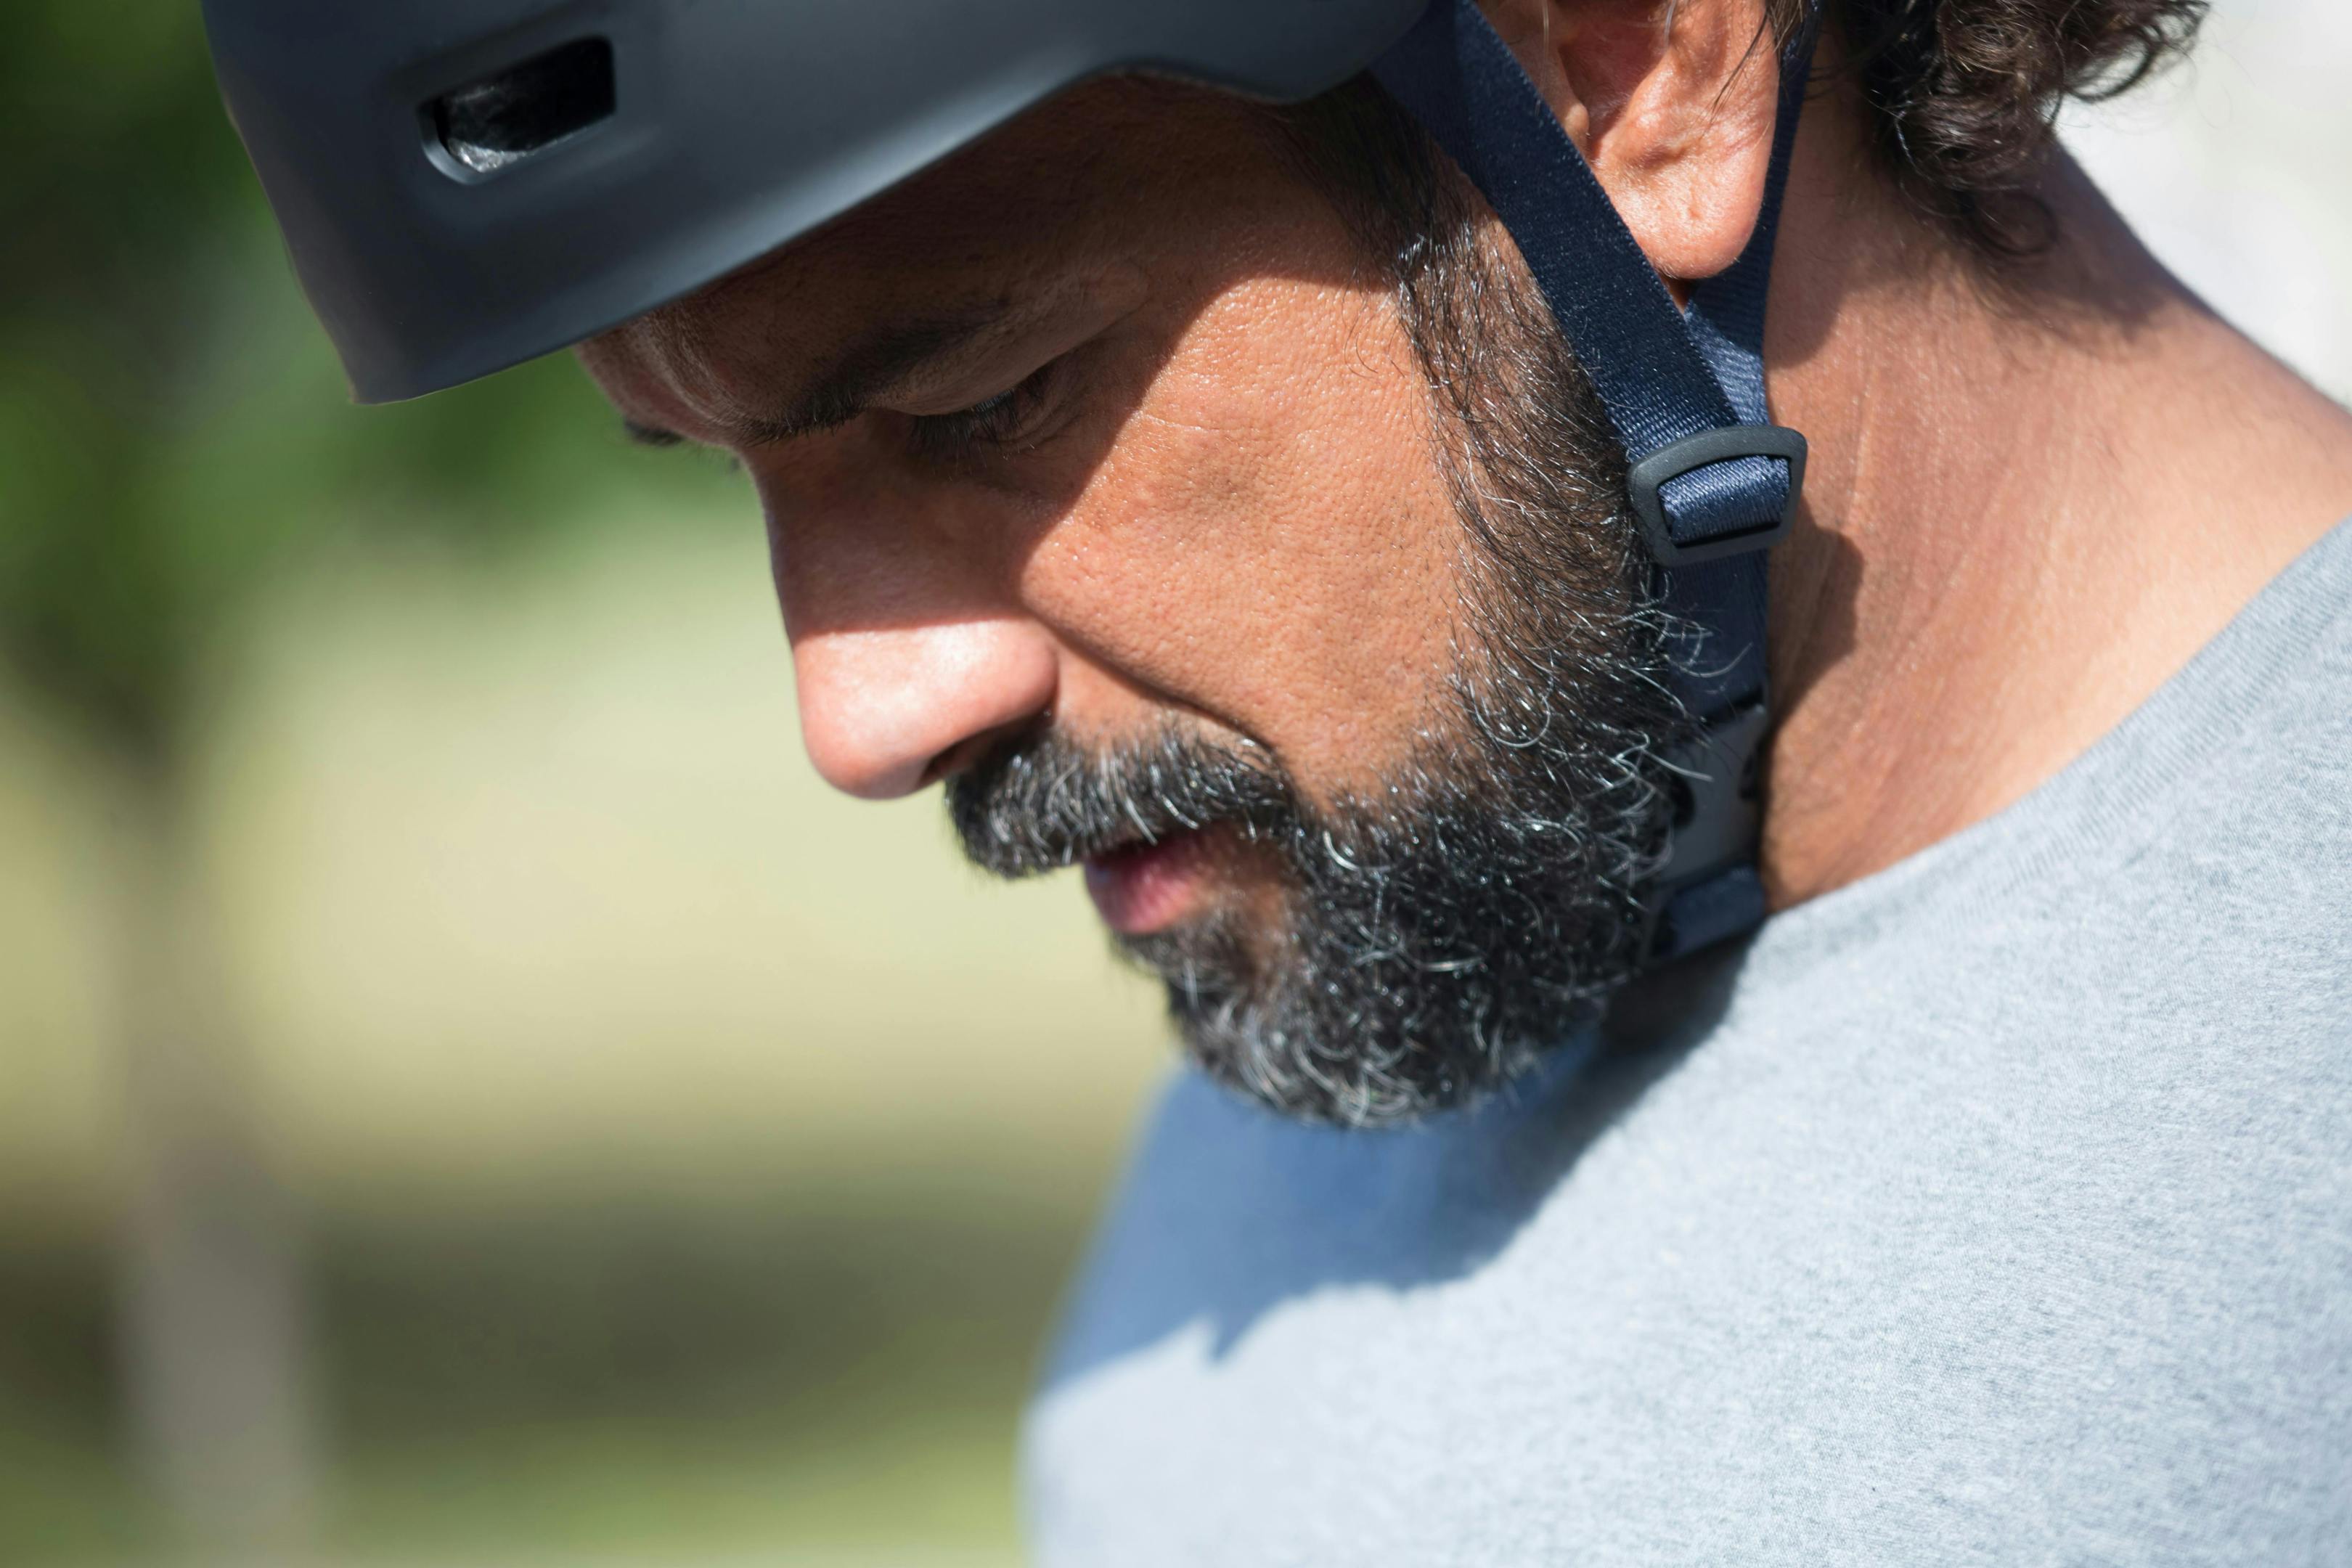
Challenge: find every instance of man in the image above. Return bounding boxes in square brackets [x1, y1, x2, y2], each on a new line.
[208, 0, 2352, 1559]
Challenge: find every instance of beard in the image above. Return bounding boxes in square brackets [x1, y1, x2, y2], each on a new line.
[946, 171, 1693, 1126]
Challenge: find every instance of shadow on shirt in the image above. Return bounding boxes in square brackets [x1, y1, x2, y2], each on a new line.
[1040, 937, 1751, 1392]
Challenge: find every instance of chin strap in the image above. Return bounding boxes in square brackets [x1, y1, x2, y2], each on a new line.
[1371, 0, 1819, 965]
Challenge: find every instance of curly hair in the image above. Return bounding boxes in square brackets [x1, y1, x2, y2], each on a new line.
[1278, 0, 2209, 262]
[1780, 0, 2210, 254]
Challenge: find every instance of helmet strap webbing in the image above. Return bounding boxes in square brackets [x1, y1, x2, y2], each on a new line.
[1371, 0, 1821, 965]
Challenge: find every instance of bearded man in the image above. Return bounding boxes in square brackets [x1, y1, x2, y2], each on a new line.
[208, 0, 2352, 1557]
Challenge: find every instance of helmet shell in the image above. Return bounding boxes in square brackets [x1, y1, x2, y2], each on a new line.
[203, 0, 1431, 402]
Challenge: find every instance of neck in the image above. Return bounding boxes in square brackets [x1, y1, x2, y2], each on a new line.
[1755, 87, 2352, 908]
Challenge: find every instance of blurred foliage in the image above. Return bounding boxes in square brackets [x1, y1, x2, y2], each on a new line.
[0, 1, 737, 768]
[0, 9, 776, 1564]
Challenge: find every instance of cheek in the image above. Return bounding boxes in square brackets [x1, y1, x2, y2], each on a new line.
[1025, 273, 1468, 791]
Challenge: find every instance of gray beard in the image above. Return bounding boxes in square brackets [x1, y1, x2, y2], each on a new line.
[947, 225, 1691, 1126]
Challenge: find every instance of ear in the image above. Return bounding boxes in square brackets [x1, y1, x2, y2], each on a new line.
[1480, 0, 1783, 289]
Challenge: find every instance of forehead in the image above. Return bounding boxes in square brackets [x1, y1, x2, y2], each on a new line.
[579, 79, 1304, 434]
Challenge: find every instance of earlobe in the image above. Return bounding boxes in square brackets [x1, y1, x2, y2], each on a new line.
[1479, 0, 1781, 286]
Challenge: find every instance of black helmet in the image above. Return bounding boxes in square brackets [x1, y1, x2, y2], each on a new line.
[203, 0, 1430, 405]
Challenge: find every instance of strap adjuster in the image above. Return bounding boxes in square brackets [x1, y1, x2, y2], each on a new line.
[1627, 425, 1808, 568]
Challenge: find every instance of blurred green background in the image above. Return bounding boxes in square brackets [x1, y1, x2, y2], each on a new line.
[0, 7, 1164, 1565]
[1, 4, 2345, 1566]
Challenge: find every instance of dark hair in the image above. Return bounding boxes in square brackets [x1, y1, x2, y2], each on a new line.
[1792, 0, 2210, 254]
[1277, 0, 2208, 263]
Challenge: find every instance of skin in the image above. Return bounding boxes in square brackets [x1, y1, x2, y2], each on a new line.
[580, 0, 2352, 933]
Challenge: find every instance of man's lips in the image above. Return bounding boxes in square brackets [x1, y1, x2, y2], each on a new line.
[1084, 828, 1217, 936]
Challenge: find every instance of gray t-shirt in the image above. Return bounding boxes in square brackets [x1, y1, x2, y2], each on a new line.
[1024, 519, 2352, 1566]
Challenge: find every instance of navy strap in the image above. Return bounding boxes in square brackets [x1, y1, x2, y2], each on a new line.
[1371, 0, 1817, 964]
[1655, 6, 1817, 956]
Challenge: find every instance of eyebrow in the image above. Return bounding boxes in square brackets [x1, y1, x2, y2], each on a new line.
[624, 307, 1014, 452]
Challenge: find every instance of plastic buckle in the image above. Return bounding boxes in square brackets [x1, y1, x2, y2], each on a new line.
[1654, 701, 1771, 886]
[1626, 425, 1808, 568]
[1636, 700, 1773, 965]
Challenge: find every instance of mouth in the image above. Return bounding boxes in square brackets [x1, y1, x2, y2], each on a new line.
[1083, 826, 1222, 937]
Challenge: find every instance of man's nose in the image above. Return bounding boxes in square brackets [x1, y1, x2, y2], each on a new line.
[790, 618, 1058, 800]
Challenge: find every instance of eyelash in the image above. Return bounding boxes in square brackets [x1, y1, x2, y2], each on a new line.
[905, 357, 1067, 465]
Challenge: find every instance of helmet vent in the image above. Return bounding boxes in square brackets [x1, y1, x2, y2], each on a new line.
[430, 37, 616, 177]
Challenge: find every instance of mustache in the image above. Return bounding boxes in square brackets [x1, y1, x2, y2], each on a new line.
[946, 727, 1294, 878]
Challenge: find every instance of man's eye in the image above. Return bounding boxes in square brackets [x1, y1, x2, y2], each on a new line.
[906, 358, 1069, 464]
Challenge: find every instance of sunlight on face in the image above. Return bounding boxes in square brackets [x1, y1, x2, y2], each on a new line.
[582, 79, 1675, 1123]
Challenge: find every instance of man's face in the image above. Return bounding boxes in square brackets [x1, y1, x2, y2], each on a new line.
[582, 81, 1681, 1124]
